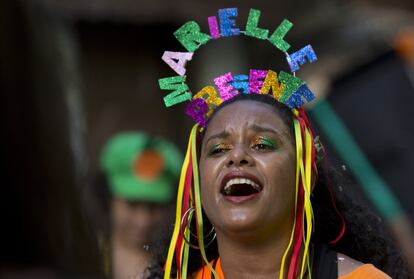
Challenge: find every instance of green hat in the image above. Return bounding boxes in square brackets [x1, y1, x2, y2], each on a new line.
[100, 132, 182, 203]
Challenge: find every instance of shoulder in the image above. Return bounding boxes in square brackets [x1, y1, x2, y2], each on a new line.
[337, 253, 364, 276]
[337, 253, 391, 278]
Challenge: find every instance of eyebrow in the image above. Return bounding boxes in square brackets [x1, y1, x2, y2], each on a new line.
[248, 124, 279, 135]
[206, 130, 230, 144]
[252, 124, 293, 140]
[205, 124, 282, 145]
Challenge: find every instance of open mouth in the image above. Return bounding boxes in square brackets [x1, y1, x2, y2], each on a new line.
[222, 178, 262, 196]
[220, 172, 263, 204]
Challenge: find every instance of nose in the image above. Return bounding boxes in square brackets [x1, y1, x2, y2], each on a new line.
[226, 144, 253, 167]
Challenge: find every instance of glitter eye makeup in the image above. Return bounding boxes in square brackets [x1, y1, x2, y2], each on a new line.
[208, 143, 232, 156]
[251, 136, 278, 151]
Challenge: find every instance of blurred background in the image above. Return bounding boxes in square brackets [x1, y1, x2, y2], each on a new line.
[1, 0, 414, 278]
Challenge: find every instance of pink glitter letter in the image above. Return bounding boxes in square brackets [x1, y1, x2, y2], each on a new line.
[248, 69, 268, 93]
[161, 51, 193, 76]
[208, 16, 220, 39]
[214, 72, 238, 101]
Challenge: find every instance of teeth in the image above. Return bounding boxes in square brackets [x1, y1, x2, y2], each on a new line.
[224, 178, 261, 193]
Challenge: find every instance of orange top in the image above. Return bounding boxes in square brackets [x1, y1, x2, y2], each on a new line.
[192, 258, 391, 279]
[340, 264, 391, 279]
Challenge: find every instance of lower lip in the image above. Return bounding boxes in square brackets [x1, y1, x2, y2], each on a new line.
[223, 193, 260, 204]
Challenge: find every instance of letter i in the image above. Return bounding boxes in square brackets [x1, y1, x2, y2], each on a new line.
[208, 16, 220, 39]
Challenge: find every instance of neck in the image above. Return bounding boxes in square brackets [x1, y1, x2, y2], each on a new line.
[111, 233, 150, 279]
[215, 220, 294, 279]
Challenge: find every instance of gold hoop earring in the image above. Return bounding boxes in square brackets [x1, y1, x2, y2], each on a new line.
[180, 207, 216, 249]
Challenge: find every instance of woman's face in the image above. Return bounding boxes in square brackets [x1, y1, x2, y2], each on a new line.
[199, 100, 296, 237]
[111, 198, 165, 247]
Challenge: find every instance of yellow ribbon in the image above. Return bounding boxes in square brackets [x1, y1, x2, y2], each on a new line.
[279, 118, 301, 279]
[164, 125, 196, 279]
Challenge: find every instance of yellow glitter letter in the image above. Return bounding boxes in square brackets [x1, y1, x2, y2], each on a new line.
[260, 70, 285, 100]
[193, 86, 222, 117]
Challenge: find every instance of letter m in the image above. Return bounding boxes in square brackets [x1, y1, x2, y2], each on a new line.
[159, 76, 192, 107]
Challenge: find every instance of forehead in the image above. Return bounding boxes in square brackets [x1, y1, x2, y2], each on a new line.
[204, 100, 291, 137]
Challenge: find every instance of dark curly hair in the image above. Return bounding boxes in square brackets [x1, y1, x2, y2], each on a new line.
[145, 93, 409, 279]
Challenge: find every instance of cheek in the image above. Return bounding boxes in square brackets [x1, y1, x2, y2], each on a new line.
[200, 160, 213, 207]
[199, 156, 218, 194]
[111, 202, 130, 230]
[148, 209, 165, 228]
[264, 154, 296, 199]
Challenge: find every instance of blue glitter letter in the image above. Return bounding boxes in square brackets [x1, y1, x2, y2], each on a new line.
[286, 84, 315, 108]
[218, 8, 240, 37]
[232, 74, 249, 94]
[287, 45, 318, 72]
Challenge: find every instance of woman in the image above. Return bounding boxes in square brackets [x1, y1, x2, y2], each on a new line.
[151, 8, 407, 277]
[147, 93, 407, 278]
[90, 132, 181, 279]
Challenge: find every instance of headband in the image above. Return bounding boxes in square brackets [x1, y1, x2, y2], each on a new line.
[159, 7, 318, 127]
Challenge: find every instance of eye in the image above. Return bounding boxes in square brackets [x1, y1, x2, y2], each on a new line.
[253, 144, 270, 150]
[251, 136, 277, 151]
[208, 143, 232, 156]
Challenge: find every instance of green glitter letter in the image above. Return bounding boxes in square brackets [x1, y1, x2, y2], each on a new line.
[245, 9, 269, 40]
[174, 21, 211, 52]
[278, 71, 305, 102]
[269, 19, 293, 52]
[159, 76, 192, 107]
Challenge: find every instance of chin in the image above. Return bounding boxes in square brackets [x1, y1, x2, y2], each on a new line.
[217, 209, 265, 234]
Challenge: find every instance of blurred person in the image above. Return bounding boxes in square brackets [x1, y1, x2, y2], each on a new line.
[95, 132, 182, 279]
